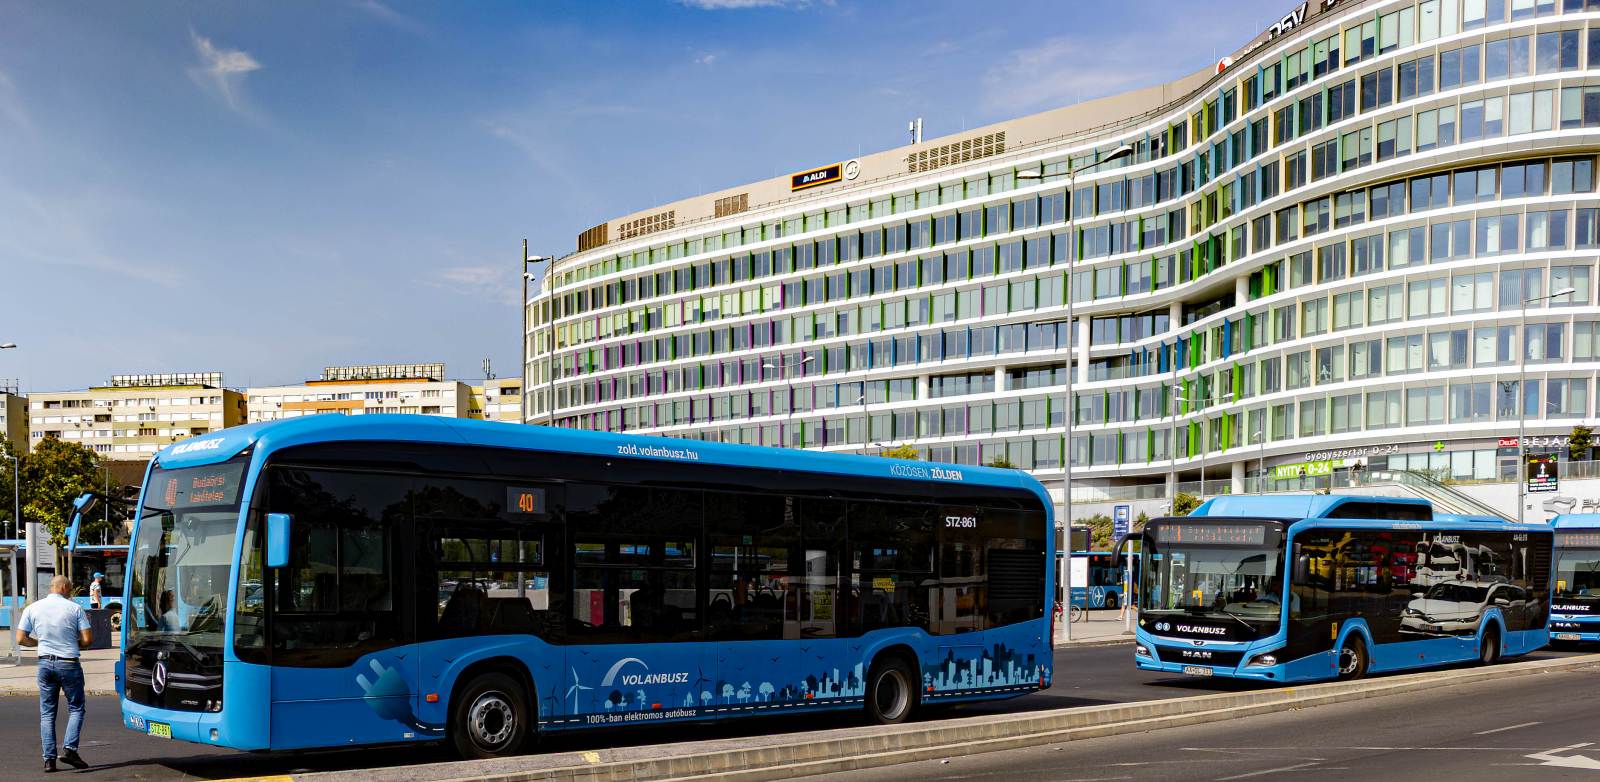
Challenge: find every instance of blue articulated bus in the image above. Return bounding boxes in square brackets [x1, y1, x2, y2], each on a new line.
[1550, 514, 1600, 642]
[1059, 551, 1127, 609]
[117, 415, 1053, 757]
[0, 542, 129, 628]
[1134, 495, 1551, 683]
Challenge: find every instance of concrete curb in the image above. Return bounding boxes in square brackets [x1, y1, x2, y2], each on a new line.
[299, 652, 1600, 782]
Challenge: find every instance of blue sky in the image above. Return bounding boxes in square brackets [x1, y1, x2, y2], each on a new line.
[0, 0, 1285, 393]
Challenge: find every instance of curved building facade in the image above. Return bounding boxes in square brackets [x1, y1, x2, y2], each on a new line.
[526, 0, 1600, 503]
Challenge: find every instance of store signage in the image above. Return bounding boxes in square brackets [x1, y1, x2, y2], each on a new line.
[1230, 0, 1344, 70]
[1500, 435, 1572, 449]
[1528, 454, 1560, 493]
[791, 163, 843, 191]
[1113, 505, 1131, 542]
[1272, 458, 1348, 481]
[1303, 444, 1398, 462]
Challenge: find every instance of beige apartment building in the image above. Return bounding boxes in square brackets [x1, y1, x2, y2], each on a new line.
[1, 381, 27, 452]
[469, 377, 524, 422]
[247, 363, 471, 423]
[28, 373, 246, 459]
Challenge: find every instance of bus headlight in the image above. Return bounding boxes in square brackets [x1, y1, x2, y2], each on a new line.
[1135, 643, 1152, 658]
[1245, 652, 1278, 668]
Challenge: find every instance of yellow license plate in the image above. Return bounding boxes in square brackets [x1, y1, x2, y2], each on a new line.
[147, 721, 171, 739]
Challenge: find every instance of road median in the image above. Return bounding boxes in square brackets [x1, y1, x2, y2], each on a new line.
[277, 653, 1600, 782]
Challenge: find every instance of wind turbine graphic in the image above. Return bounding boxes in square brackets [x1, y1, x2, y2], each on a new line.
[566, 666, 592, 714]
[692, 666, 710, 703]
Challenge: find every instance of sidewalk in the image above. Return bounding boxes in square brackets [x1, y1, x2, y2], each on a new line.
[0, 644, 119, 696]
[1055, 609, 1136, 646]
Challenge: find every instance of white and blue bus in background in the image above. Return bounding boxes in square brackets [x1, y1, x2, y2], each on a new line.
[1550, 514, 1600, 642]
[1059, 551, 1128, 610]
[117, 416, 1053, 758]
[1134, 495, 1551, 683]
[0, 541, 129, 629]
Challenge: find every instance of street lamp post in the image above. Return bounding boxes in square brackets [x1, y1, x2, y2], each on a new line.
[2, 453, 16, 540]
[1518, 285, 1578, 522]
[1176, 389, 1234, 500]
[0, 344, 15, 350]
[1254, 427, 1267, 495]
[1019, 142, 1134, 642]
[523, 242, 555, 426]
[856, 392, 869, 456]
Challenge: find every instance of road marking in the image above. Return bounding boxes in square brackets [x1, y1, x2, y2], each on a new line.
[1526, 743, 1600, 770]
[1216, 761, 1326, 780]
[1475, 721, 1543, 735]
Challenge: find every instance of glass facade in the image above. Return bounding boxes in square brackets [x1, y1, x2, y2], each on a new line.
[527, 0, 1600, 492]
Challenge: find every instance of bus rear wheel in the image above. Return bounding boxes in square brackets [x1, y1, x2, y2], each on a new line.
[1104, 593, 1119, 611]
[865, 656, 917, 725]
[1336, 637, 1368, 681]
[450, 672, 531, 760]
[1479, 626, 1502, 665]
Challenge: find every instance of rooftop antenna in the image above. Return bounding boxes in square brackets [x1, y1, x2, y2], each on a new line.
[907, 117, 923, 145]
[483, 357, 494, 380]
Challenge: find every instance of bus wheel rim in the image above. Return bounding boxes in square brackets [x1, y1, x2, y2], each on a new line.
[1339, 647, 1358, 674]
[468, 691, 515, 749]
[875, 669, 909, 720]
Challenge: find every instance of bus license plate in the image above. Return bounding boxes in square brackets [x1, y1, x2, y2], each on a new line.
[147, 722, 171, 739]
[1181, 665, 1214, 677]
[1556, 633, 1582, 641]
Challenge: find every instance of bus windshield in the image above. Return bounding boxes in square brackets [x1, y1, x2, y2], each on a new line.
[1555, 548, 1600, 598]
[127, 460, 248, 655]
[1141, 521, 1285, 627]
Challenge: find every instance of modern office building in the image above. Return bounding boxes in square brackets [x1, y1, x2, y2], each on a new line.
[247, 363, 471, 423]
[1, 381, 26, 452]
[28, 373, 246, 459]
[526, 0, 1600, 503]
[470, 377, 524, 422]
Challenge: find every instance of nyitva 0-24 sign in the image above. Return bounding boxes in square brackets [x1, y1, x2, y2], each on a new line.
[791, 162, 843, 191]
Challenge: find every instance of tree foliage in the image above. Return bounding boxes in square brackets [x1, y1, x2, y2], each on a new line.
[987, 456, 1018, 469]
[880, 444, 920, 460]
[1571, 424, 1595, 462]
[1171, 492, 1201, 516]
[18, 438, 109, 547]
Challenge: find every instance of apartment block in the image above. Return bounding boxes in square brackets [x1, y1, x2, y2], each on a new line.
[248, 363, 471, 423]
[28, 373, 246, 459]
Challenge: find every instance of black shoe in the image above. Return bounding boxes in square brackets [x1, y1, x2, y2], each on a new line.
[59, 749, 87, 769]
[43, 758, 56, 773]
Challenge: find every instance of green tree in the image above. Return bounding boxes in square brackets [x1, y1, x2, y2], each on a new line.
[19, 438, 105, 548]
[987, 456, 1018, 469]
[1171, 492, 1201, 516]
[1571, 424, 1594, 462]
[880, 444, 920, 460]
[0, 437, 18, 533]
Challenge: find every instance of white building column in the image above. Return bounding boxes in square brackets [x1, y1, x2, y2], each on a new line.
[994, 364, 1007, 391]
[1235, 275, 1249, 303]
[1076, 317, 1091, 385]
[1231, 459, 1246, 495]
[916, 374, 929, 401]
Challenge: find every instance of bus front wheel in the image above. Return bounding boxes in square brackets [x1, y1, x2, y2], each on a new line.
[865, 656, 917, 725]
[450, 672, 531, 759]
[1336, 637, 1368, 681]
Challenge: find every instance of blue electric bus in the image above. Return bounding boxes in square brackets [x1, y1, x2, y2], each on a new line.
[116, 415, 1053, 757]
[1550, 514, 1600, 642]
[1059, 551, 1127, 609]
[1134, 495, 1551, 683]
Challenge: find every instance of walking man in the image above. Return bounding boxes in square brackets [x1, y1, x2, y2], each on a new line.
[88, 573, 103, 610]
[16, 575, 92, 772]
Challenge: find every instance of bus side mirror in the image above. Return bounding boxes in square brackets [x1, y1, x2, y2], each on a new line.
[266, 513, 292, 569]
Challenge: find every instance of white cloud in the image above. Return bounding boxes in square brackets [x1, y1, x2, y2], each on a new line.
[677, 0, 822, 9]
[426, 265, 519, 304]
[188, 30, 262, 114]
[981, 36, 1167, 115]
[351, 0, 428, 35]
[694, 52, 718, 65]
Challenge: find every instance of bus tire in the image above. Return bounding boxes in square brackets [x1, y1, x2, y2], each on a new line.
[1479, 625, 1502, 665]
[1104, 593, 1119, 611]
[449, 672, 531, 760]
[864, 655, 917, 725]
[108, 608, 122, 633]
[1336, 636, 1368, 681]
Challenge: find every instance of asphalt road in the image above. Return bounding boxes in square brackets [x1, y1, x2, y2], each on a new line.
[795, 659, 1600, 782]
[0, 641, 1586, 780]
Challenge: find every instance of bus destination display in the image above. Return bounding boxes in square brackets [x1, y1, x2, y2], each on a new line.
[507, 486, 547, 515]
[1557, 531, 1600, 548]
[158, 463, 246, 509]
[1159, 523, 1267, 546]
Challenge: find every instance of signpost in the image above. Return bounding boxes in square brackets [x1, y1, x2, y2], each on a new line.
[1528, 454, 1560, 493]
[1113, 504, 1131, 544]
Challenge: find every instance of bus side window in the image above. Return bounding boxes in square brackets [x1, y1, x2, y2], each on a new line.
[934, 506, 986, 636]
[848, 501, 933, 633]
[705, 493, 793, 642]
[800, 498, 846, 639]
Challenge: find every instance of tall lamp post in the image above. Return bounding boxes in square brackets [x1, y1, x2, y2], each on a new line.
[523, 242, 555, 425]
[1518, 286, 1577, 523]
[2, 453, 16, 540]
[1175, 389, 1234, 500]
[1018, 142, 1134, 642]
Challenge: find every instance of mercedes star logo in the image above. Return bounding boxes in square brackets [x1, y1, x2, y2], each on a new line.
[152, 660, 168, 695]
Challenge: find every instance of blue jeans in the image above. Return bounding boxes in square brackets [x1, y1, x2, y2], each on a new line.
[38, 658, 85, 760]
